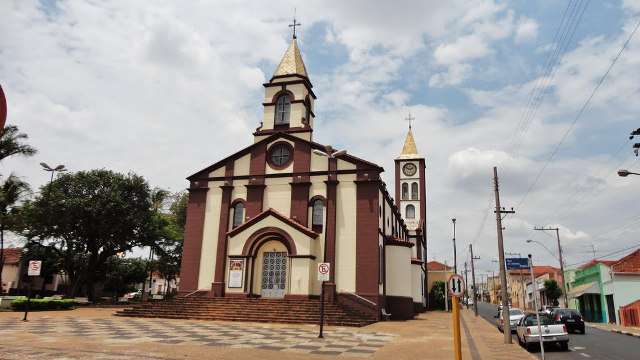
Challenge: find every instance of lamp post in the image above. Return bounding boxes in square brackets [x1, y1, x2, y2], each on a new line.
[40, 163, 67, 186]
[617, 169, 640, 177]
[312, 145, 346, 339]
[452, 218, 457, 274]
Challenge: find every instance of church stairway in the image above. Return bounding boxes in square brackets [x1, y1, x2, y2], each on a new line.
[115, 297, 378, 327]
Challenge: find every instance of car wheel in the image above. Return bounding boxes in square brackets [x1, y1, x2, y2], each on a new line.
[560, 341, 569, 351]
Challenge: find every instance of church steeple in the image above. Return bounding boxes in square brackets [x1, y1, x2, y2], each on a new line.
[272, 38, 308, 79]
[400, 128, 419, 157]
[254, 19, 316, 143]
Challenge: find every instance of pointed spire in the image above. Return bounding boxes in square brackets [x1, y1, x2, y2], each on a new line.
[273, 37, 309, 79]
[401, 128, 419, 156]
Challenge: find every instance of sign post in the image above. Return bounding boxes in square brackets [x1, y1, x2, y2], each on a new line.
[23, 260, 42, 322]
[528, 255, 545, 360]
[317, 263, 330, 338]
[448, 274, 464, 360]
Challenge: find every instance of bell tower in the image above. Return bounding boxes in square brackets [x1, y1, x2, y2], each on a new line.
[254, 18, 316, 143]
[395, 114, 426, 231]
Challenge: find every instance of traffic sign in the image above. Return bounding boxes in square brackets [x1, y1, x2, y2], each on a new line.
[506, 257, 530, 270]
[448, 274, 465, 297]
[317, 263, 330, 281]
[28, 261, 42, 276]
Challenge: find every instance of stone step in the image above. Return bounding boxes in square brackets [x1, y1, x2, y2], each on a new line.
[115, 312, 371, 326]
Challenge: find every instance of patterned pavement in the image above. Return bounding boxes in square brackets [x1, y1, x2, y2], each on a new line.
[0, 316, 395, 358]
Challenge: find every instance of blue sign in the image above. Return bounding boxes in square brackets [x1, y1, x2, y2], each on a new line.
[506, 258, 530, 270]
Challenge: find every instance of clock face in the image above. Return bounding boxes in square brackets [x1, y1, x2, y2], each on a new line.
[403, 163, 417, 176]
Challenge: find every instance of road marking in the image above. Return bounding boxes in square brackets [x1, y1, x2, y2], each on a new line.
[579, 353, 591, 358]
[573, 346, 586, 350]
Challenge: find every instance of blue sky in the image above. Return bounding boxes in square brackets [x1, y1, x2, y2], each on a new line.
[2, 0, 640, 275]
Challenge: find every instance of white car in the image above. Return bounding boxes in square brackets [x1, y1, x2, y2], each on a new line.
[497, 308, 525, 332]
[516, 313, 569, 351]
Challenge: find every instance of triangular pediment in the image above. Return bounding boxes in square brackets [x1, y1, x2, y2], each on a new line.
[227, 208, 318, 239]
[187, 132, 383, 181]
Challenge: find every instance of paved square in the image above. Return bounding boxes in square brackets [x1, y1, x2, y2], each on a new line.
[0, 315, 395, 359]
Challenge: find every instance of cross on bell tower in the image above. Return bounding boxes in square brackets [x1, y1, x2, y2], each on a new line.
[289, 11, 301, 39]
[405, 112, 415, 130]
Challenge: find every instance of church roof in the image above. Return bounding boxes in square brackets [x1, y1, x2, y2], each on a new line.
[397, 128, 422, 159]
[273, 38, 308, 79]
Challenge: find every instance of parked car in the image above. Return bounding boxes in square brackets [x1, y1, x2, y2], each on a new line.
[551, 308, 585, 334]
[497, 308, 526, 332]
[515, 313, 569, 351]
[541, 305, 559, 314]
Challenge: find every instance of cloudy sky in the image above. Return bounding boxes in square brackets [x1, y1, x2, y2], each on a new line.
[2, 0, 640, 276]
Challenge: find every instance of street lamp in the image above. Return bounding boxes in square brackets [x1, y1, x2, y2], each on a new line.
[617, 169, 640, 177]
[525, 239, 559, 261]
[452, 218, 457, 274]
[40, 162, 67, 184]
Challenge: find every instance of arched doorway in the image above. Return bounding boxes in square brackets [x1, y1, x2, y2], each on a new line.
[242, 227, 297, 299]
[254, 240, 288, 298]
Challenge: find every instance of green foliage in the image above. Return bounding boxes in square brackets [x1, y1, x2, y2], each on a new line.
[0, 174, 31, 294]
[20, 170, 159, 301]
[10, 298, 75, 311]
[103, 257, 148, 297]
[544, 279, 563, 306]
[0, 125, 37, 162]
[430, 281, 446, 310]
[20, 241, 64, 288]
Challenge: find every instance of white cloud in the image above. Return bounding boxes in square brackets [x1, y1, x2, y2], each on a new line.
[515, 16, 539, 43]
[434, 34, 491, 65]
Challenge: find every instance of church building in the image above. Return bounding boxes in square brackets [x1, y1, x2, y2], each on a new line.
[179, 31, 428, 320]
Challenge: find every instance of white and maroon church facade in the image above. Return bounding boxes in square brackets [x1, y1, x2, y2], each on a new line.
[179, 34, 428, 320]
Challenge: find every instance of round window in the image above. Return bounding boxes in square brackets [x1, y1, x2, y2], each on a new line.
[268, 142, 292, 168]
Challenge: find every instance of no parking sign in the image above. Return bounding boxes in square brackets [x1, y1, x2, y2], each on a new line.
[317, 263, 330, 281]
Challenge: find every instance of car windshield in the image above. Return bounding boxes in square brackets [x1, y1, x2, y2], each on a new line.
[524, 314, 554, 326]
[510, 309, 524, 316]
[557, 309, 580, 316]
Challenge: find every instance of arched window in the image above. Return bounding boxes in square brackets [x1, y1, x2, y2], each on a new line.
[311, 199, 324, 229]
[232, 202, 245, 228]
[406, 204, 415, 219]
[274, 94, 291, 125]
[411, 182, 419, 200]
[402, 183, 409, 200]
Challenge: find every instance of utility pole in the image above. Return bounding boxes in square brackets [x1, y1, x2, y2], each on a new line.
[470, 244, 479, 316]
[493, 166, 515, 344]
[452, 218, 457, 274]
[534, 226, 568, 307]
[464, 262, 469, 309]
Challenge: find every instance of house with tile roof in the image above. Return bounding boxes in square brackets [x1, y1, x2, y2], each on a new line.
[1, 248, 23, 294]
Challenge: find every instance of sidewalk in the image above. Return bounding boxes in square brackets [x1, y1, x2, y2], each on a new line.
[0, 308, 535, 359]
[587, 322, 640, 338]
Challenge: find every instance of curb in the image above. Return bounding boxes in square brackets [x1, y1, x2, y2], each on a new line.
[463, 310, 538, 360]
[588, 324, 640, 338]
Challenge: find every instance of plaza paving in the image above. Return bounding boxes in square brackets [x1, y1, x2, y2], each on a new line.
[0, 308, 532, 359]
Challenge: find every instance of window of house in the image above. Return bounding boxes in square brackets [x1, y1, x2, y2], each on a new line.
[406, 204, 415, 219]
[402, 183, 409, 200]
[267, 142, 293, 169]
[232, 202, 245, 227]
[274, 94, 291, 125]
[411, 182, 419, 200]
[311, 199, 324, 229]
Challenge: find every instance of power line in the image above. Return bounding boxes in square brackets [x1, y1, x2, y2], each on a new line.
[566, 242, 640, 268]
[517, 17, 640, 210]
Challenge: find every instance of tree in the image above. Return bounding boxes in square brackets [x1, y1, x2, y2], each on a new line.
[0, 125, 37, 162]
[152, 191, 187, 296]
[544, 279, 563, 306]
[429, 280, 446, 310]
[20, 170, 158, 301]
[20, 240, 63, 292]
[0, 175, 30, 294]
[102, 257, 148, 300]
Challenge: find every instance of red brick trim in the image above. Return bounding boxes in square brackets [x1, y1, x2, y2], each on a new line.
[418, 159, 426, 226]
[212, 184, 234, 297]
[385, 295, 415, 320]
[394, 161, 400, 208]
[284, 294, 314, 300]
[225, 292, 251, 298]
[411, 259, 423, 265]
[324, 160, 339, 283]
[241, 226, 298, 256]
[354, 179, 380, 298]
[288, 254, 316, 259]
[385, 236, 414, 247]
[177, 187, 209, 292]
[227, 208, 319, 239]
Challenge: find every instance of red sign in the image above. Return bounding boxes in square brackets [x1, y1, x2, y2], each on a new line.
[0, 84, 6, 130]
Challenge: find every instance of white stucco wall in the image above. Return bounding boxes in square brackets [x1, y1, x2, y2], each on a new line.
[198, 181, 223, 289]
[335, 173, 357, 293]
[411, 263, 423, 303]
[263, 177, 292, 216]
[385, 245, 412, 298]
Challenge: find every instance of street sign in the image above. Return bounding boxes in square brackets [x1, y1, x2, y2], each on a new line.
[448, 274, 465, 297]
[317, 263, 330, 281]
[28, 261, 42, 276]
[506, 257, 530, 270]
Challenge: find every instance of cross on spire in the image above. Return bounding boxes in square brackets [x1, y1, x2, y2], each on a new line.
[405, 112, 415, 129]
[289, 10, 301, 39]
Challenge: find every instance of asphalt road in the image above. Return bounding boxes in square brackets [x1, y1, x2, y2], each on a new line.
[475, 301, 639, 359]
